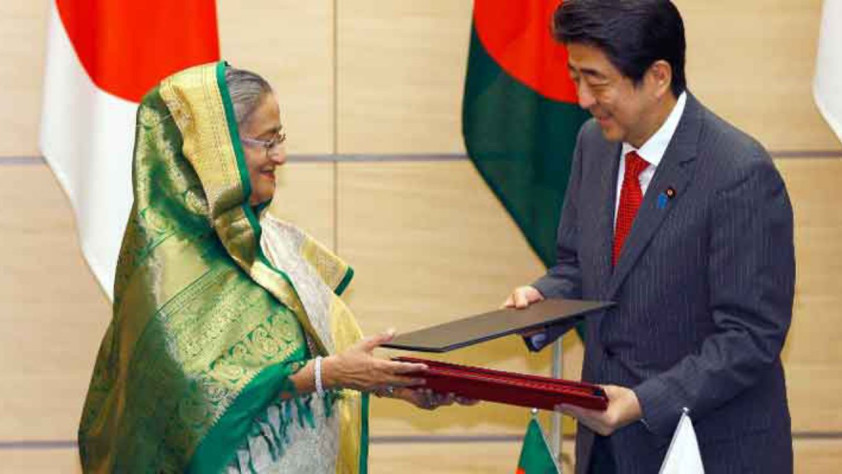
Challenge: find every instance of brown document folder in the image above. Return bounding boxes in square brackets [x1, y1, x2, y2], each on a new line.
[383, 298, 613, 353]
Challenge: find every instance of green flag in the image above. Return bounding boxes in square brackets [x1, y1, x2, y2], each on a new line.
[463, 1, 589, 268]
[516, 418, 560, 474]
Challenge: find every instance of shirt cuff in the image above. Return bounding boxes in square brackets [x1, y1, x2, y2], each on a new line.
[530, 333, 547, 348]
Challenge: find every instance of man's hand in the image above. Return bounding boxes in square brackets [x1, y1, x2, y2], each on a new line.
[555, 385, 642, 436]
[503, 285, 545, 309]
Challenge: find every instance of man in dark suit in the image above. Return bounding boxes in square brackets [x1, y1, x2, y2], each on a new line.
[504, 1, 795, 472]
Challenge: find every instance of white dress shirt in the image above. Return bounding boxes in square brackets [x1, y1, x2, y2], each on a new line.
[614, 92, 687, 229]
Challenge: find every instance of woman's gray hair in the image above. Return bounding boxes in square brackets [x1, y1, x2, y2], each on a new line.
[224, 66, 273, 128]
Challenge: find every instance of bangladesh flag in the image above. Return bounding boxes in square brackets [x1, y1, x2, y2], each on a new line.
[516, 418, 560, 474]
[463, 0, 590, 268]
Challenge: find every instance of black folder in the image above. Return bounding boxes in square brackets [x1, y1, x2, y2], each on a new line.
[382, 298, 613, 353]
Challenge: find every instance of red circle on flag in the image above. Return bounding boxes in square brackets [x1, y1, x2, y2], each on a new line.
[473, 0, 579, 103]
[56, 0, 220, 103]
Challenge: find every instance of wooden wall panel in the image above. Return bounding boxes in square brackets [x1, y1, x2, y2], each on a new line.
[4, 0, 839, 157]
[336, 161, 585, 435]
[0, 450, 82, 474]
[0, 1, 48, 156]
[0, 164, 110, 440]
[268, 162, 336, 250]
[777, 158, 842, 432]
[335, 0, 839, 155]
[337, 0, 472, 153]
[0, 0, 334, 157]
[678, 0, 840, 152]
[218, 0, 334, 154]
[794, 440, 842, 474]
[3, 0, 840, 157]
[336, 161, 545, 330]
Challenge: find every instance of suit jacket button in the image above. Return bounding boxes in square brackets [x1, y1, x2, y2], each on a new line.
[604, 348, 616, 358]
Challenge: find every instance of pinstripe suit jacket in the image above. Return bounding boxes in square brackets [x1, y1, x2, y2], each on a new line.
[530, 93, 795, 474]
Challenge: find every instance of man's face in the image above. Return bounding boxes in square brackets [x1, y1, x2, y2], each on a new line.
[567, 43, 656, 145]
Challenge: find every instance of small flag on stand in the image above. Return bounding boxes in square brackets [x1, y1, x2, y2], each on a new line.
[515, 412, 560, 474]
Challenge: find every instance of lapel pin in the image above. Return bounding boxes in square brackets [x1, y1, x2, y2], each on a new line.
[657, 193, 668, 209]
[657, 187, 676, 210]
[657, 186, 675, 209]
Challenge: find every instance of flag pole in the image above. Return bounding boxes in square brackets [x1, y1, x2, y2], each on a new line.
[551, 337, 563, 465]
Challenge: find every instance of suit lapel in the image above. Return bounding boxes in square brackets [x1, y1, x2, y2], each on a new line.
[606, 93, 704, 299]
[593, 141, 621, 299]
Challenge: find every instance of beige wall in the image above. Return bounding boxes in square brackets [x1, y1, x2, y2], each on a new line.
[0, 1, 47, 157]
[1, 0, 840, 472]
[218, 0, 336, 154]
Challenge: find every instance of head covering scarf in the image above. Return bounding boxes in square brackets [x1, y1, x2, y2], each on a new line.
[78, 61, 368, 473]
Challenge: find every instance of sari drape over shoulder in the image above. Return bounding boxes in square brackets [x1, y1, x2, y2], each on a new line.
[78, 61, 368, 474]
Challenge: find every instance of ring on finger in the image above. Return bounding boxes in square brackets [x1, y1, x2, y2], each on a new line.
[425, 392, 436, 408]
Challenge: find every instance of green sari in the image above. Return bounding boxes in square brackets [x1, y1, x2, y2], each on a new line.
[78, 61, 369, 473]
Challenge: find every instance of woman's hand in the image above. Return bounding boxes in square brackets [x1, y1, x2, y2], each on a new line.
[392, 388, 454, 410]
[380, 388, 481, 410]
[322, 330, 428, 392]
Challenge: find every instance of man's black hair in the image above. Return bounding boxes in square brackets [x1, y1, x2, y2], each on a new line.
[554, 0, 687, 97]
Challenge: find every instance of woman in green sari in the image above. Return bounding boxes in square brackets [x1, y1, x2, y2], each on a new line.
[78, 61, 449, 473]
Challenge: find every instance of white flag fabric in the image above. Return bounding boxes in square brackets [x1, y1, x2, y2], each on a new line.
[41, 4, 138, 299]
[814, 0, 842, 143]
[39, 0, 219, 299]
[659, 410, 705, 474]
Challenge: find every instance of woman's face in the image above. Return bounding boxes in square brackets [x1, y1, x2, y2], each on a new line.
[240, 93, 286, 206]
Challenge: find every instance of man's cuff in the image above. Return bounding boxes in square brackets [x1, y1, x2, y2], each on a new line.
[522, 332, 548, 352]
[531, 280, 555, 300]
[632, 377, 684, 439]
[531, 332, 547, 350]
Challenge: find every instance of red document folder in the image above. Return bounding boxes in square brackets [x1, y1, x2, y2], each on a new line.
[396, 357, 608, 411]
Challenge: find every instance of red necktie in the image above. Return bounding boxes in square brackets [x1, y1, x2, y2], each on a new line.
[613, 151, 649, 266]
